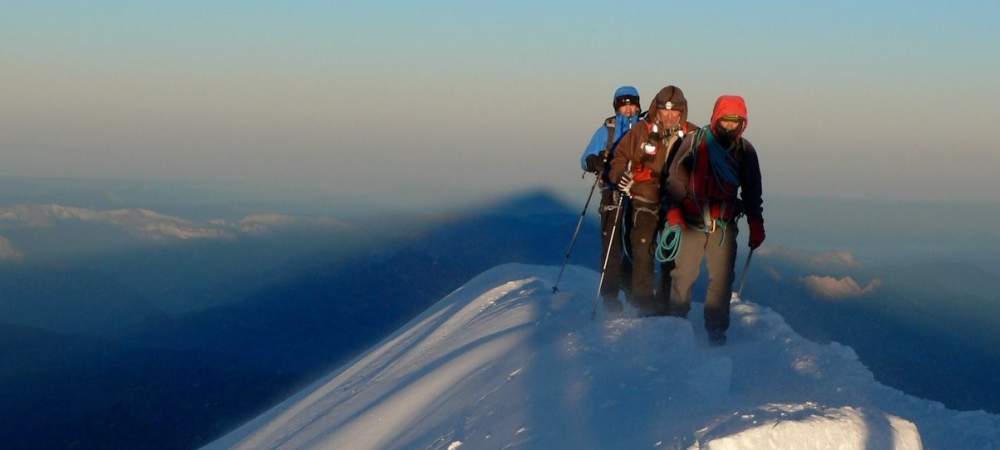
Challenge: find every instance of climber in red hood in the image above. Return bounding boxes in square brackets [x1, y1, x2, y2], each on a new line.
[662, 94, 765, 345]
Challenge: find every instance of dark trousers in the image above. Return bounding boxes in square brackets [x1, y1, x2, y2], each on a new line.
[652, 205, 673, 312]
[656, 260, 674, 310]
[628, 200, 662, 314]
[599, 190, 629, 302]
[669, 223, 738, 331]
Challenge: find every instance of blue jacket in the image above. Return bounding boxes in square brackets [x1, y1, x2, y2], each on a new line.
[579, 86, 641, 172]
[579, 113, 641, 171]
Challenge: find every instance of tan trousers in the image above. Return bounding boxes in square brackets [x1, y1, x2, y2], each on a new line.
[669, 223, 738, 332]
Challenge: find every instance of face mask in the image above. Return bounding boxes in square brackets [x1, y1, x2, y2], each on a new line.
[715, 122, 741, 144]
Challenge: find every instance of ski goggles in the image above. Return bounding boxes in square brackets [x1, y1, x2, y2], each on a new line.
[655, 100, 685, 111]
[614, 95, 640, 109]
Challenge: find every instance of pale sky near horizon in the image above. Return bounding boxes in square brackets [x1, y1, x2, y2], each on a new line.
[2, 1, 998, 208]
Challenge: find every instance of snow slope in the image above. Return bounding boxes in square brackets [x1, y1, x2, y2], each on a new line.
[204, 264, 1000, 450]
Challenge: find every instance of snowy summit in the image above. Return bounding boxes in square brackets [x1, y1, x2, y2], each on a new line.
[204, 264, 1000, 450]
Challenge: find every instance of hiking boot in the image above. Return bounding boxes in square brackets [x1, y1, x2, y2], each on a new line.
[637, 303, 669, 317]
[707, 329, 727, 346]
[636, 307, 658, 318]
[602, 298, 624, 316]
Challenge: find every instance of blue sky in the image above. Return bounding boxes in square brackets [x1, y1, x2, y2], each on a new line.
[2, 1, 998, 207]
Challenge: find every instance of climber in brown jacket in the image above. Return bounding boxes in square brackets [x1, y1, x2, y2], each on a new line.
[608, 85, 698, 315]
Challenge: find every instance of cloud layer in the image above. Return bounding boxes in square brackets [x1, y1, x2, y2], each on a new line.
[801, 275, 882, 300]
[0, 204, 232, 241]
[0, 204, 348, 242]
[757, 246, 861, 270]
[0, 236, 23, 261]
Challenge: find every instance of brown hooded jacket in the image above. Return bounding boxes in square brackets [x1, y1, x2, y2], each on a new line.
[608, 85, 698, 205]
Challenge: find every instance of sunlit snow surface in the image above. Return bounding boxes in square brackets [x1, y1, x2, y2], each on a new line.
[204, 264, 1000, 450]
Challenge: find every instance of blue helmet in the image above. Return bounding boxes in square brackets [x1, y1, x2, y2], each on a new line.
[612, 86, 640, 110]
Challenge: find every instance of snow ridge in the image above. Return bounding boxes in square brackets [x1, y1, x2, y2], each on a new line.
[204, 264, 1000, 450]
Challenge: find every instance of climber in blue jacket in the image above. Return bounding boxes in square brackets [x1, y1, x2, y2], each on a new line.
[580, 86, 641, 314]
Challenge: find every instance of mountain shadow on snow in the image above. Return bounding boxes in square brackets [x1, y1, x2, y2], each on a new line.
[204, 264, 1000, 450]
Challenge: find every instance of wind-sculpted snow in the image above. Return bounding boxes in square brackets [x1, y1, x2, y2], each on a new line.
[205, 264, 1000, 450]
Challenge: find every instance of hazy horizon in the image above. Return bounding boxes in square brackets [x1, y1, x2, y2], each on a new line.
[2, 174, 998, 270]
[3, 1, 999, 206]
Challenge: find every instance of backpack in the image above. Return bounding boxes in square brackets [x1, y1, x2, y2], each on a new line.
[602, 111, 647, 156]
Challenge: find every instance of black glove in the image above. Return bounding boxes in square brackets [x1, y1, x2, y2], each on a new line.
[585, 154, 605, 173]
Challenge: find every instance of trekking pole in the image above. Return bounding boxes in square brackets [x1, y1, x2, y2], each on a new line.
[732, 249, 754, 302]
[552, 172, 600, 294]
[592, 161, 631, 320]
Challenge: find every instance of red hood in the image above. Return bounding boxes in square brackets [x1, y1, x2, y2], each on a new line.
[710, 95, 748, 138]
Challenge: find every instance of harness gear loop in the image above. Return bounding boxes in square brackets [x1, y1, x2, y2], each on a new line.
[632, 205, 659, 225]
